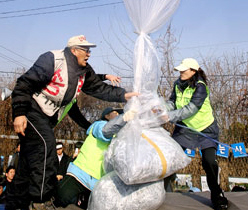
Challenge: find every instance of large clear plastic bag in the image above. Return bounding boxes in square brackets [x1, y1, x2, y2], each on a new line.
[104, 119, 191, 185]
[87, 171, 165, 210]
[123, 0, 181, 94]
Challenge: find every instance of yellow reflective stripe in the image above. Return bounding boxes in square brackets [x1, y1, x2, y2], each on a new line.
[141, 133, 167, 178]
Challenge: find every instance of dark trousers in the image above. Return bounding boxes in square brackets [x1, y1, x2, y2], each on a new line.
[183, 146, 222, 195]
[201, 147, 222, 197]
[6, 110, 58, 210]
[54, 175, 91, 209]
[164, 147, 222, 196]
[171, 122, 222, 196]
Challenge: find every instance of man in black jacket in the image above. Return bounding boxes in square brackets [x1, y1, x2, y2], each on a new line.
[56, 142, 70, 182]
[7, 35, 138, 210]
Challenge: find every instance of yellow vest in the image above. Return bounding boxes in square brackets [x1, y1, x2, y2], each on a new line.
[175, 81, 214, 131]
[73, 126, 110, 180]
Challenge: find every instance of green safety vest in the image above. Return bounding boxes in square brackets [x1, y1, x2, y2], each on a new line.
[73, 125, 110, 180]
[175, 81, 214, 131]
[57, 98, 77, 124]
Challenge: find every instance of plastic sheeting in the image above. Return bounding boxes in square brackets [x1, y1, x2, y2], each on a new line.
[123, 0, 180, 93]
[104, 121, 191, 185]
[90, 1, 184, 209]
[108, 0, 187, 184]
[87, 171, 166, 210]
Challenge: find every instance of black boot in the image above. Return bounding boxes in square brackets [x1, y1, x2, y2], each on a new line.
[211, 192, 228, 210]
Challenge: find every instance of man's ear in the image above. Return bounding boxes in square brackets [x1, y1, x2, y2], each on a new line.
[70, 47, 76, 56]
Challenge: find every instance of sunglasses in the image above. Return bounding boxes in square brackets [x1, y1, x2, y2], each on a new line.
[76, 47, 91, 54]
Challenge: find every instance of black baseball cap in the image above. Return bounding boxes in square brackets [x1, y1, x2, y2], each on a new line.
[101, 107, 123, 120]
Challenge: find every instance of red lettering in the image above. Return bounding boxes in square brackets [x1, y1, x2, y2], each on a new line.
[44, 69, 65, 96]
[76, 76, 84, 95]
[44, 84, 59, 96]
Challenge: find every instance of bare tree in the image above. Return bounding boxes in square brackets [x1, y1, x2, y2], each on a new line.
[98, 16, 134, 77]
[156, 23, 181, 99]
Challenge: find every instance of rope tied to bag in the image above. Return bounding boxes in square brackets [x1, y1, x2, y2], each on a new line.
[141, 133, 167, 178]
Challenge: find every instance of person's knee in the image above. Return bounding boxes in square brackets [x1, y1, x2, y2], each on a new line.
[54, 190, 73, 208]
[203, 155, 216, 165]
[202, 148, 218, 168]
[55, 183, 78, 207]
[202, 156, 219, 175]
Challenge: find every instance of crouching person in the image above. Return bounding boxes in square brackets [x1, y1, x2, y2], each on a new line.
[54, 107, 134, 209]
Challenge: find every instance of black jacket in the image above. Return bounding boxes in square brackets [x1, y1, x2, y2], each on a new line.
[169, 78, 207, 109]
[9, 152, 19, 170]
[57, 153, 70, 177]
[12, 48, 126, 129]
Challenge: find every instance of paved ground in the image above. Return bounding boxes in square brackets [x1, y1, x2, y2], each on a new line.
[57, 191, 248, 210]
[158, 191, 247, 210]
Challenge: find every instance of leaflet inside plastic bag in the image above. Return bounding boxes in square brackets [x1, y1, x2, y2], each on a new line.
[87, 171, 165, 210]
[104, 95, 191, 185]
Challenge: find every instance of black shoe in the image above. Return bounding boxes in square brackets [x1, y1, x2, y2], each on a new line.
[211, 192, 228, 210]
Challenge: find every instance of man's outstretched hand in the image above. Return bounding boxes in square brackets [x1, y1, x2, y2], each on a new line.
[105, 74, 121, 86]
[124, 92, 139, 101]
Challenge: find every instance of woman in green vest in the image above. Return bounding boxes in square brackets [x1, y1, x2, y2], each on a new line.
[165, 58, 228, 210]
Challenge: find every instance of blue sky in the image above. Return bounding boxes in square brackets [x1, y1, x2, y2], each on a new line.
[0, 0, 248, 78]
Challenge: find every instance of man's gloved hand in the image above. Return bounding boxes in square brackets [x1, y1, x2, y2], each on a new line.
[123, 110, 137, 122]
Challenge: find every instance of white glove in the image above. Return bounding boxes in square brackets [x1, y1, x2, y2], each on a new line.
[123, 110, 137, 122]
